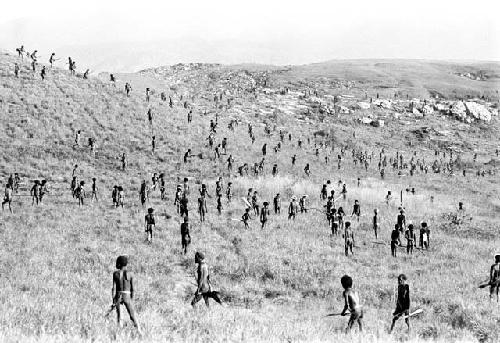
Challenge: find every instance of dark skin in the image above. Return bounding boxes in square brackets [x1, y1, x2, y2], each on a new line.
[390, 277, 410, 333]
[490, 256, 500, 302]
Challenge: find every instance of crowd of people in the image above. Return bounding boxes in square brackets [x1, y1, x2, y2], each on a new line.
[3, 45, 499, 335]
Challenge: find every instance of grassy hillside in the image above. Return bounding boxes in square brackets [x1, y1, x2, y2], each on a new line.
[0, 51, 499, 343]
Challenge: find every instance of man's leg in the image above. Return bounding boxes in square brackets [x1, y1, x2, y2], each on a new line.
[389, 316, 397, 333]
[345, 315, 355, 333]
[191, 293, 203, 306]
[116, 303, 122, 327]
[357, 317, 363, 332]
[208, 291, 222, 305]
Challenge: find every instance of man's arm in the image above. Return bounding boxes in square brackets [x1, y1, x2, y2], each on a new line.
[130, 276, 134, 299]
[195, 267, 202, 294]
[111, 274, 116, 301]
[341, 292, 349, 315]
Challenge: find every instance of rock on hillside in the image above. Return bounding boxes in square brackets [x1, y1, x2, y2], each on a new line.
[464, 101, 492, 122]
[448, 101, 492, 122]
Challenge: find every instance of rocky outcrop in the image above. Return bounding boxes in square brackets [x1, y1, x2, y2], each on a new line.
[464, 102, 491, 122]
[450, 102, 467, 121]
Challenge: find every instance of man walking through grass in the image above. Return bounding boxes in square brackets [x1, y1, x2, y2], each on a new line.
[191, 252, 223, 307]
[390, 274, 411, 333]
[288, 196, 298, 220]
[340, 275, 363, 333]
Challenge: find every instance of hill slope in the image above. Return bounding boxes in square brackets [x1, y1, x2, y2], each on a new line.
[0, 52, 499, 342]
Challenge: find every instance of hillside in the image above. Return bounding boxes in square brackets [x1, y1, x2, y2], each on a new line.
[0, 51, 500, 343]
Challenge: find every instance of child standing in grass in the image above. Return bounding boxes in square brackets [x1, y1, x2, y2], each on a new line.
[340, 275, 363, 333]
[390, 274, 411, 333]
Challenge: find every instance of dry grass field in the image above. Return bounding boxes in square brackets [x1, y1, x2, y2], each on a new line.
[0, 51, 499, 342]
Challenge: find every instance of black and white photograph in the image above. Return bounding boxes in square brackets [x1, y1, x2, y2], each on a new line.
[0, 0, 499, 342]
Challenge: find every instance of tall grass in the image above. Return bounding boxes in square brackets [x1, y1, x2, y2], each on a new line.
[0, 52, 499, 342]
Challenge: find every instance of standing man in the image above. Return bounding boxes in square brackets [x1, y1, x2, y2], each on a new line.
[260, 202, 270, 229]
[405, 224, 417, 255]
[288, 196, 298, 220]
[352, 200, 361, 222]
[91, 178, 99, 202]
[344, 221, 355, 256]
[139, 180, 148, 206]
[145, 208, 155, 243]
[31, 180, 41, 206]
[488, 254, 500, 302]
[373, 209, 380, 239]
[111, 256, 140, 331]
[391, 224, 401, 257]
[180, 216, 191, 254]
[76, 181, 86, 206]
[49, 53, 57, 67]
[397, 209, 406, 232]
[273, 193, 281, 214]
[2, 183, 13, 213]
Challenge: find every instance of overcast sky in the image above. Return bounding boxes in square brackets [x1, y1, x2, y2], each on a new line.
[1, 0, 499, 71]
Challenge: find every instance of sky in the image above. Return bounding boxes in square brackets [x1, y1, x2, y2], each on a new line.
[1, 0, 499, 71]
